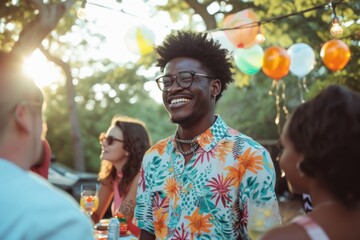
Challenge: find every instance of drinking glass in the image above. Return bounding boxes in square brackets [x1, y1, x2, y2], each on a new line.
[247, 199, 281, 240]
[80, 183, 99, 216]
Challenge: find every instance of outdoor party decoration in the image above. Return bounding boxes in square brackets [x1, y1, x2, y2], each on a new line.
[210, 31, 236, 53]
[320, 39, 351, 72]
[262, 46, 291, 80]
[263, 46, 290, 132]
[329, 3, 343, 37]
[75, 0, 353, 133]
[222, 8, 259, 49]
[330, 16, 343, 37]
[124, 25, 156, 55]
[287, 43, 316, 103]
[233, 44, 264, 75]
[255, 25, 266, 44]
[287, 43, 316, 78]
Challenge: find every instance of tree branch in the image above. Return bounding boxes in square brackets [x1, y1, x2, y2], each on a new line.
[39, 44, 85, 171]
[184, 0, 217, 30]
[12, 0, 76, 57]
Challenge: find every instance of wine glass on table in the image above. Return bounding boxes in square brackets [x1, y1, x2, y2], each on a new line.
[247, 199, 282, 240]
[80, 183, 99, 216]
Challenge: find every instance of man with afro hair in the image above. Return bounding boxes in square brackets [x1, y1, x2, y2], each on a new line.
[135, 31, 280, 240]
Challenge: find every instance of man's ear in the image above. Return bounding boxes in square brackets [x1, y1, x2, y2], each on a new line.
[211, 79, 221, 97]
[13, 104, 30, 134]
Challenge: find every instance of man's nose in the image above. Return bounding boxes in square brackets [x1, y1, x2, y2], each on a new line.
[167, 77, 182, 91]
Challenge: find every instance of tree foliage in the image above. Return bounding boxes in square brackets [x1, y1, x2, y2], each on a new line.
[1, 0, 358, 172]
[43, 59, 174, 171]
[147, 0, 359, 140]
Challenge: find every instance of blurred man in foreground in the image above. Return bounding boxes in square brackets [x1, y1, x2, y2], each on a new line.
[0, 52, 94, 239]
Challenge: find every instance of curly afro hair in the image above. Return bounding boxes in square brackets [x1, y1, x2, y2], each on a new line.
[287, 84, 360, 208]
[156, 30, 233, 102]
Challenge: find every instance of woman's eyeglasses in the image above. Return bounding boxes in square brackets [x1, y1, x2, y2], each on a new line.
[99, 132, 124, 145]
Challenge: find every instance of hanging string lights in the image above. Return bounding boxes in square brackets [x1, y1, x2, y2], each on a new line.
[77, 0, 346, 39]
[75, 0, 352, 130]
[255, 23, 266, 44]
[330, 2, 344, 37]
[208, 0, 346, 40]
[77, 0, 87, 19]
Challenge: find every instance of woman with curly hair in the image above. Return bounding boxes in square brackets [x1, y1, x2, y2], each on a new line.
[262, 84, 360, 240]
[92, 115, 151, 236]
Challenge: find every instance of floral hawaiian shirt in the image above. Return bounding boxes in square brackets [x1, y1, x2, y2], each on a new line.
[135, 116, 280, 239]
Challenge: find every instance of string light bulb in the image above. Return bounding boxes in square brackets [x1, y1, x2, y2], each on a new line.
[255, 24, 265, 44]
[330, 3, 343, 37]
[330, 16, 343, 37]
[77, 0, 87, 19]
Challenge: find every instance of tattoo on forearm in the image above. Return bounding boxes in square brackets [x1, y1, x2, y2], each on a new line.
[120, 200, 135, 218]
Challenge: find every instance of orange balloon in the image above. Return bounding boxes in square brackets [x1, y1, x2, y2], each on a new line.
[262, 46, 291, 80]
[320, 39, 351, 72]
[223, 9, 258, 49]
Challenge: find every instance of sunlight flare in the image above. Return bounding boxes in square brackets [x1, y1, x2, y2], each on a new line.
[23, 50, 62, 88]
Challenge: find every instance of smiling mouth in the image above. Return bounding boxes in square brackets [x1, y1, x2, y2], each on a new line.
[170, 98, 190, 106]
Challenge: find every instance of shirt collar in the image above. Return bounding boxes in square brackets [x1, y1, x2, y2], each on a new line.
[171, 115, 228, 153]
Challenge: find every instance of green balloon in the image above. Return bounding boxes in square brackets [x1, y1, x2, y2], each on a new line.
[233, 44, 264, 75]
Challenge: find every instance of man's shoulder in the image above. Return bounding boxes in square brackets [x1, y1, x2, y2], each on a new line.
[225, 126, 263, 146]
[0, 164, 79, 211]
[0, 162, 93, 239]
[153, 136, 172, 146]
[30, 173, 81, 208]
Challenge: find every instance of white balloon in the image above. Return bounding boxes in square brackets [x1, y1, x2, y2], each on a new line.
[287, 43, 316, 78]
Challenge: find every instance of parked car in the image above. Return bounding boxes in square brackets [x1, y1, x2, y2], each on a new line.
[48, 161, 98, 202]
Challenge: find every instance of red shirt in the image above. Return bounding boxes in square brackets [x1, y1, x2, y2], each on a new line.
[31, 139, 51, 179]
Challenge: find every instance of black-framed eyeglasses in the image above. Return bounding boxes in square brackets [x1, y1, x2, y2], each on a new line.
[99, 132, 124, 145]
[155, 71, 217, 92]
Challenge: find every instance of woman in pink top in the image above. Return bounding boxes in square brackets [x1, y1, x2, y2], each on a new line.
[262, 85, 360, 240]
[92, 116, 151, 237]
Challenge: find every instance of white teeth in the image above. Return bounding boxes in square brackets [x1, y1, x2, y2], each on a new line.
[171, 98, 190, 104]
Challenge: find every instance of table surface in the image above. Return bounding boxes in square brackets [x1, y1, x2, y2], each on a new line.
[94, 231, 138, 240]
[119, 236, 137, 240]
[94, 219, 138, 240]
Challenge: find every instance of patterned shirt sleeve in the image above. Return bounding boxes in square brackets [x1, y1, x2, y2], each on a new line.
[239, 146, 282, 238]
[135, 151, 155, 234]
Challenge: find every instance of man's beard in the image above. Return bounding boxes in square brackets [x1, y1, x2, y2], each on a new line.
[169, 115, 194, 129]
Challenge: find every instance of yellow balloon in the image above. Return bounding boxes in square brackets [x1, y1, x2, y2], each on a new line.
[124, 25, 155, 55]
